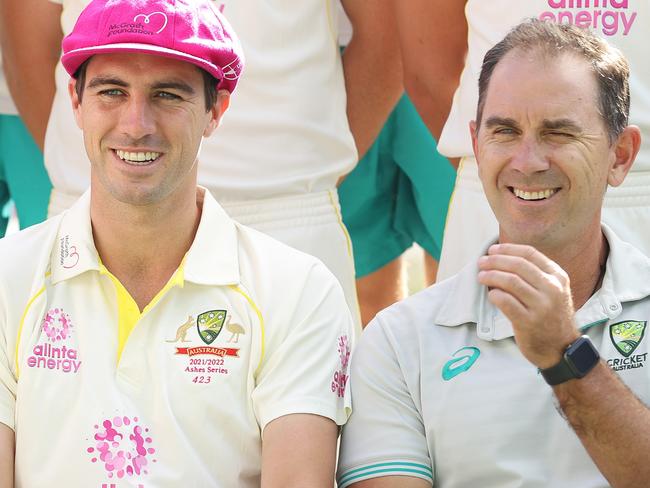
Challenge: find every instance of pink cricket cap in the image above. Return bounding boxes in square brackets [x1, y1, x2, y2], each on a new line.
[61, 0, 244, 93]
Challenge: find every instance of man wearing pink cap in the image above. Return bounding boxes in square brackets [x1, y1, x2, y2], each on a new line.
[0, 0, 354, 486]
[1, 0, 401, 334]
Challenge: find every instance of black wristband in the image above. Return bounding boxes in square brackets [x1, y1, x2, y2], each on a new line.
[540, 335, 600, 386]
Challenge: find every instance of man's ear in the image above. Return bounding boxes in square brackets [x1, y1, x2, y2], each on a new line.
[203, 89, 230, 137]
[69, 78, 84, 130]
[470, 120, 479, 163]
[608, 125, 641, 187]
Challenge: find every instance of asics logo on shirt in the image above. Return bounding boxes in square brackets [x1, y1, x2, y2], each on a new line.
[442, 347, 480, 381]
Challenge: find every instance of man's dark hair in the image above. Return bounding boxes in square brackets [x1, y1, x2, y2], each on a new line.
[74, 59, 219, 112]
[476, 19, 630, 143]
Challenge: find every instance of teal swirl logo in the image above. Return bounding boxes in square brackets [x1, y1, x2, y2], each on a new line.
[442, 347, 481, 381]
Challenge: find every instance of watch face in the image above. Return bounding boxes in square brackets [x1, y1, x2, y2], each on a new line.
[569, 337, 600, 375]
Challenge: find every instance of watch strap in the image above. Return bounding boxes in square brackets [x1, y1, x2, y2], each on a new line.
[540, 356, 576, 385]
[540, 335, 600, 386]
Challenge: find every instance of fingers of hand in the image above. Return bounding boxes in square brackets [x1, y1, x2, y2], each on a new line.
[478, 246, 571, 315]
[478, 268, 540, 309]
[478, 253, 546, 289]
[485, 287, 528, 324]
[486, 243, 566, 279]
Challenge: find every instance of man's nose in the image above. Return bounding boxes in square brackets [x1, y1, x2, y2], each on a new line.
[509, 136, 550, 175]
[119, 95, 156, 140]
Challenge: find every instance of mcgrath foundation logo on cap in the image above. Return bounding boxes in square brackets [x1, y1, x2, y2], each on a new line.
[107, 11, 169, 38]
[133, 12, 168, 33]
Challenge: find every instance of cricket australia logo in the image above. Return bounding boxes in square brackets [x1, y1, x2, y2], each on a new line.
[169, 309, 242, 382]
[197, 310, 226, 345]
[610, 321, 646, 357]
[607, 321, 648, 372]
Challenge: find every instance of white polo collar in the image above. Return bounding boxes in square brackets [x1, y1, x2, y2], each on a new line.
[433, 225, 650, 341]
[50, 187, 240, 286]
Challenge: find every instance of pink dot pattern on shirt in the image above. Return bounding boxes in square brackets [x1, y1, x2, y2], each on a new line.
[86, 416, 157, 479]
[41, 308, 73, 342]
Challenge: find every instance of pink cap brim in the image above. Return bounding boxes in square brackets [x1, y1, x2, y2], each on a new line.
[62, 43, 230, 91]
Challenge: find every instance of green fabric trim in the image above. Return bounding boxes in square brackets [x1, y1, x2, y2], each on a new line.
[339, 461, 433, 487]
[580, 318, 608, 332]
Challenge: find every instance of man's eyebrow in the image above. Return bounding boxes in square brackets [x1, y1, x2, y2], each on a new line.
[87, 76, 129, 89]
[85, 78, 196, 96]
[151, 80, 196, 95]
[484, 116, 519, 129]
[541, 118, 582, 132]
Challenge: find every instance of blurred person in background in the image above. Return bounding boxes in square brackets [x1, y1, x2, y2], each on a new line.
[0, 50, 52, 237]
[337, 2, 456, 326]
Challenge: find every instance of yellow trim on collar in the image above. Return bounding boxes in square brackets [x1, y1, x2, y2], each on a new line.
[100, 261, 185, 363]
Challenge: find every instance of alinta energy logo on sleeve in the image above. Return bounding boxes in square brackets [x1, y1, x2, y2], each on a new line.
[26, 307, 82, 374]
[331, 334, 351, 398]
[539, 0, 637, 36]
[607, 320, 647, 371]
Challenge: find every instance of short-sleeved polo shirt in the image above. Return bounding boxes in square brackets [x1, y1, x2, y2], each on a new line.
[338, 226, 650, 487]
[0, 188, 354, 487]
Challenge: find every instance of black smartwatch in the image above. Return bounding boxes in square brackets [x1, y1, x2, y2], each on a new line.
[540, 335, 600, 386]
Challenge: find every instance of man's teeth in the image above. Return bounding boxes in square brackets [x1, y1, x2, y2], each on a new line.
[116, 149, 160, 163]
[513, 188, 557, 201]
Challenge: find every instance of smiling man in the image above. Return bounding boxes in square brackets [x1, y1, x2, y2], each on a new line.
[0, 0, 354, 486]
[337, 20, 650, 488]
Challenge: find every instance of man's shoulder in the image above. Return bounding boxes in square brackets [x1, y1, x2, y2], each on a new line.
[0, 218, 61, 316]
[365, 270, 479, 357]
[0, 218, 60, 276]
[377, 266, 478, 332]
[603, 225, 650, 301]
[231, 220, 351, 325]
[234, 221, 338, 284]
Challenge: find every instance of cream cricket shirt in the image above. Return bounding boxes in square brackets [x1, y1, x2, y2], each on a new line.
[0, 189, 353, 487]
[338, 226, 650, 488]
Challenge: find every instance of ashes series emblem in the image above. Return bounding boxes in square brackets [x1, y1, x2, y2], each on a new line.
[197, 310, 227, 345]
[610, 321, 646, 357]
